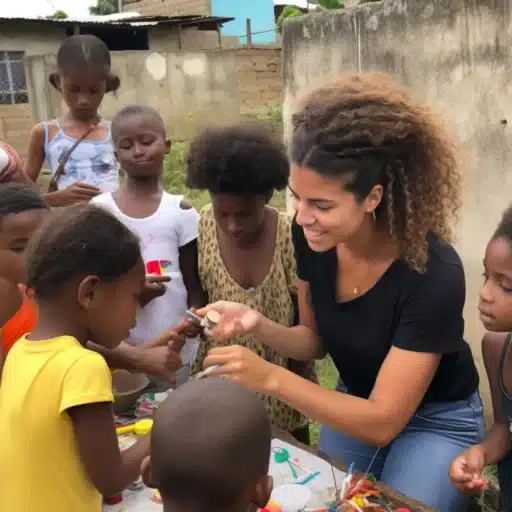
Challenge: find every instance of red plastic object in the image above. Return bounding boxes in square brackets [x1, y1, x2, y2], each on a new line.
[103, 494, 123, 505]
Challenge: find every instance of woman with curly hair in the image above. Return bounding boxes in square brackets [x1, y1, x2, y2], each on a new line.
[186, 122, 317, 445]
[198, 73, 483, 510]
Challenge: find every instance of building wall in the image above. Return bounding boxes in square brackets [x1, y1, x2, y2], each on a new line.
[282, 0, 512, 422]
[0, 23, 67, 159]
[149, 26, 225, 51]
[210, 0, 277, 44]
[236, 48, 281, 115]
[122, 0, 211, 16]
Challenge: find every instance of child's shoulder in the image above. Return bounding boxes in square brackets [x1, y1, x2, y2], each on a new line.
[482, 332, 510, 362]
[90, 191, 114, 207]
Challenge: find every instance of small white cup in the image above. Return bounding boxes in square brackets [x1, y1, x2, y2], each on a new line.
[270, 484, 311, 512]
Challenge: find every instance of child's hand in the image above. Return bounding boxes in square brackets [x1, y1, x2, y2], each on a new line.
[140, 275, 171, 308]
[449, 445, 488, 492]
[54, 182, 101, 205]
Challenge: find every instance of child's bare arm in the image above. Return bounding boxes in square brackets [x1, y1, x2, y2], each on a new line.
[24, 123, 46, 184]
[179, 238, 207, 309]
[479, 332, 511, 464]
[68, 402, 150, 496]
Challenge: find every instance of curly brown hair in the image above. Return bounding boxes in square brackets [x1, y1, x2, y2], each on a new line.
[290, 72, 461, 272]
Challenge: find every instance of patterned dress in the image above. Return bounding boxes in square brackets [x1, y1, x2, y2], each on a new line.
[192, 204, 317, 433]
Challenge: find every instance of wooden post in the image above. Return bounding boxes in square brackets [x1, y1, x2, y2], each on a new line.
[73, 24, 79, 35]
[216, 25, 222, 48]
[246, 18, 252, 48]
[177, 24, 182, 51]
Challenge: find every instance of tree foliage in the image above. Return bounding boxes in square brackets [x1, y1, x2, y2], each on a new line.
[46, 10, 68, 19]
[89, 0, 119, 15]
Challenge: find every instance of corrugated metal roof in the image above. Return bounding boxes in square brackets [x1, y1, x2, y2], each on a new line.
[0, 14, 234, 29]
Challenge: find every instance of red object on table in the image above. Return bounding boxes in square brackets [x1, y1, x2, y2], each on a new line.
[103, 494, 123, 504]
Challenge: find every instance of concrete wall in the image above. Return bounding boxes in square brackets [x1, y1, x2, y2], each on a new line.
[237, 48, 281, 115]
[282, 0, 512, 420]
[122, 0, 211, 16]
[211, 0, 277, 44]
[26, 50, 240, 140]
[0, 22, 67, 158]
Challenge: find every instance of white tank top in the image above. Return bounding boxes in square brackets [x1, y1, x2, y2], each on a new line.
[91, 191, 200, 364]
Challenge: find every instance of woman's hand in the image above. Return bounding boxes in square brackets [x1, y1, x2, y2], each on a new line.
[203, 345, 281, 393]
[196, 301, 262, 340]
[449, 445, 489, 492]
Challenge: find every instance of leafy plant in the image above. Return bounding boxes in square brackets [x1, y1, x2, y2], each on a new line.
[276, 6, 304, 33]
[46, 10, 68, 19]
[89, 0, 118, 15]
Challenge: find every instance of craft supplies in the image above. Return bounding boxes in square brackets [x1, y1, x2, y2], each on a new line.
[151, 489, 162, 504]
[271, 484, 311, 512]
[192, 364, 221, 380]
[185, 309, 220, 337]
[116, 418, 153, 436]
[296, 471, 321, 485]
[103, 494, 123, 505]
[260, 500, 281, 512]
[273, 447, 298, 479]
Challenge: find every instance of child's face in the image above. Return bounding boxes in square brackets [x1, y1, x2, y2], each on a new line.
[211, 194, 268, 246]
[0, 209, 48, 285]
[479, 236, 512, 331]
[114, 115, 170, 179]
[83, 258, 146, 349]
[57, 68, 107, 120]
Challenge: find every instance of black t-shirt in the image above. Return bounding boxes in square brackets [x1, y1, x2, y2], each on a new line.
[292, 219, 479, 404]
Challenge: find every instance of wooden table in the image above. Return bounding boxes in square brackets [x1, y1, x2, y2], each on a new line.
[274, 428, 438, 512]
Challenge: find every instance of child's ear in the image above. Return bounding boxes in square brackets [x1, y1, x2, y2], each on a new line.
[252, 475, 273, 508]
[165, 139, 171, 154]
[77, 276, 101, 310]
[141, 455, 158, 488]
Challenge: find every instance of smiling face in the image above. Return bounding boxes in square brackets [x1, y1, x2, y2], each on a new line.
[289, 165, 383, 252]
[113, 114, 170, 179]
[0, 209, 49, 285]
[479, 236, 512, 331]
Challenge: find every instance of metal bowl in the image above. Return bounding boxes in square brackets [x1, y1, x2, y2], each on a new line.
[112, 370, 150, 414]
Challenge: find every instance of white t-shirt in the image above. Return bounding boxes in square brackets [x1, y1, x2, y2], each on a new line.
[91, 192, 200, 367]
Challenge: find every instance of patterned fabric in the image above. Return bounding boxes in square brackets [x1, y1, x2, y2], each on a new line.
[193, 204, 317, 432]
[43, 119, 119, 192]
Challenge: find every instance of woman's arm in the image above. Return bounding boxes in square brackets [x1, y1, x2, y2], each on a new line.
[255, 280, 325, 360]
[478, 332, 511, 464]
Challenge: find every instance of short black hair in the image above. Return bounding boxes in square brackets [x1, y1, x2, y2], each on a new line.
[186, 122, 289, 196]
[0, 183, 48, 227]
[494, 204, 512, 242]
[26, 204, 141, 300]
[49, 35, 120, 93]
[111, 105, 166, 141]
[151, 378, 271, 509]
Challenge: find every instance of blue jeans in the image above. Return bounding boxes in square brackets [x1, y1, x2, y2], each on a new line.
[319, 380, 484, 512]
[498, 450, 512, 511]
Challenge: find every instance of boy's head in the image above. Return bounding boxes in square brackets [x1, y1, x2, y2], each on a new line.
[480, 204, 512, 331]
[25, 204, 145, 348]
[112, 105, 170, 180]
[0, 183, 49, 285]
[50, 35, 120, 121]
[186, 122, 289, 245]
[143, 378, 273, 512]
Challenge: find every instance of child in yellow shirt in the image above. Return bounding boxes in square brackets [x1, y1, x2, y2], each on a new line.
[0, 204, 151, 512]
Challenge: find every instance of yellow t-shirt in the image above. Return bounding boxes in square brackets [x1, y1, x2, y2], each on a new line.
[0, 335, 114, 512]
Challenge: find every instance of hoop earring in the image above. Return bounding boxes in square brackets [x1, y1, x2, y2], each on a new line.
[372, 211, 377, 223]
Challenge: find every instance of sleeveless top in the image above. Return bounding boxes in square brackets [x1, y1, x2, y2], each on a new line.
[43, 120, 119, 192]
[192, 204, 317, 433]
[499, 333, 512, 431]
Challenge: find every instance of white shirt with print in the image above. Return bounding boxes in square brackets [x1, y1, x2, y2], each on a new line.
[91, 192, 200, 375]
